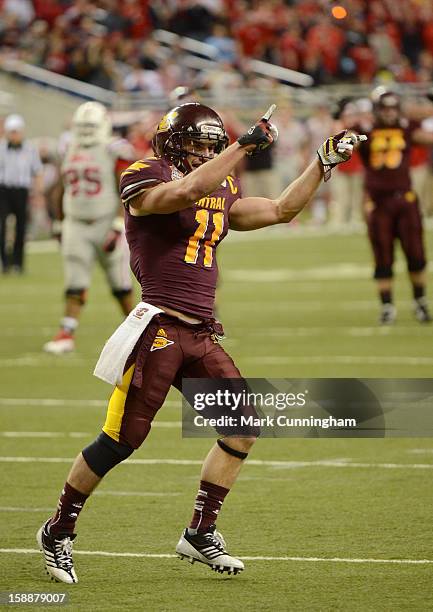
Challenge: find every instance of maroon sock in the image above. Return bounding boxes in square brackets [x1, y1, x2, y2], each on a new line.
[189, 480, 229, 533]
[48, 482, 89, 536]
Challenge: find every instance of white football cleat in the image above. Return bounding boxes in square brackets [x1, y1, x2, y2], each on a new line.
[176, 524, 244, 575]
[379, 304, 396, 325]
[43, 331, 75, 354]
[414, 298, 432, 323]
[36, 520, 78, 584]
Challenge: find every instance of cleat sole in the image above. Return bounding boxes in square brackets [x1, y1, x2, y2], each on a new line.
[176, 530, 244, 576]
[210, 564, 243, 575]
[186, 558, 243, 576]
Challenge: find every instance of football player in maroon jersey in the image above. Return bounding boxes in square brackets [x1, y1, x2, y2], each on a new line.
[37, 103, 363, 582]
[354, 90, 433, 324]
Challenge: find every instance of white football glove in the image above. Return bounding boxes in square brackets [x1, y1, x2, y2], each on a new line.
[317, 130, 367, 181]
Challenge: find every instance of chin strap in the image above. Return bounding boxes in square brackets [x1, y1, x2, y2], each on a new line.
[181, 149, 215, 173]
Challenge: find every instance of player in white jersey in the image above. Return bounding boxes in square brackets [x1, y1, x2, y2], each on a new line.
[44, 102, 134, 354]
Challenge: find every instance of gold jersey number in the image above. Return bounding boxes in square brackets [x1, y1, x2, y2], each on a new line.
[369, 129, 406, 170]
[184, 210, 224, 267]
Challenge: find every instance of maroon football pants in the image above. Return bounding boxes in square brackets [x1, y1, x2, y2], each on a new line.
[102, 314, 242, 448]
[366, 191, 426, 279]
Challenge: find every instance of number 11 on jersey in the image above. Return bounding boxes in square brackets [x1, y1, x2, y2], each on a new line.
[184, 210, 224, 267]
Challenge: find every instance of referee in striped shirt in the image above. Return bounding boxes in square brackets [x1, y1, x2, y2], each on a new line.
[0, 114, 43, 274]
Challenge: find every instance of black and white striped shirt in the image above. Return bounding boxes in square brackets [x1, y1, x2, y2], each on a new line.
[0, 139, 42, 189]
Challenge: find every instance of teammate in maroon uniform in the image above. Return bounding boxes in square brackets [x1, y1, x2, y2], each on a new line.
[37, 103, 363, 583]
[355, 91, 433, 324]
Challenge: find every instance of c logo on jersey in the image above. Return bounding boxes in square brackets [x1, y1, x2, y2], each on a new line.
[150, 328, 174, 352]
[133, 306, 149, 319]
[226, 175, 238, 195]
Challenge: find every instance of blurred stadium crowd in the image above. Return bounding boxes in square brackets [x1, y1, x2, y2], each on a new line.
[1, 0, 433, 241]
[1, 0, 433, 93]
[4, 92, 433, 245]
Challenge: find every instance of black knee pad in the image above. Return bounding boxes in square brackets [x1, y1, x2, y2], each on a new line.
[374, 266, 393, 280]
[217, 438, 249, 460]
[407, 259, 426, 273]
[112, 288, 132, 300]
[65, 288, 87, 305]
[82, 432, 134, 477]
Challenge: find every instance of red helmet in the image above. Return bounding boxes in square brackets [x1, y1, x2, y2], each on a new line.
[152, 103, 228, 173]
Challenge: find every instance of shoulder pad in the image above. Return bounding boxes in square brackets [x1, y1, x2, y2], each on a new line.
[119, 157, 169, 203]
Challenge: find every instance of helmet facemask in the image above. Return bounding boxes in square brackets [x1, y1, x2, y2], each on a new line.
[165, 132, 227, 173]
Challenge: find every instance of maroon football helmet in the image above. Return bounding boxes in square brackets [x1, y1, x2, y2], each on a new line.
[152, 103, 228, 173]
[371, 87, 401, 126]
[374, 91, 401, 110]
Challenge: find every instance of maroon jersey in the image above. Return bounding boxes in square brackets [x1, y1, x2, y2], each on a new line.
[357, 120, 418, 198]
[119, 157, 242, 319]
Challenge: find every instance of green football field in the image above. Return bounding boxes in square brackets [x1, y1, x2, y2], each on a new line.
[1, 227, 433, 611]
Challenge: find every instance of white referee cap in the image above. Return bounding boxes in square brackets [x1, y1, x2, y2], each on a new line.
[4, 114, 25, 132]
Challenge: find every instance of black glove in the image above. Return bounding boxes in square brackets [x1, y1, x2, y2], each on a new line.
[238, 104, 278, 154]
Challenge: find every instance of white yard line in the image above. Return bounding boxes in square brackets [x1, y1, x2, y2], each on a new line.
[0, 398, 106, 407]
[247, 327, 432, 337]
[26, 230, 361, 254]
[1, 329, 52, 337]
[27, 240, 58, 253]
[246, 356, 433, 365]
[0, 356, 88, 367]
[223, 260, 433, 282]
[1, 432, 90, 438]
[228, 300, 379, 311]
[25, 226, 433, 250]
[224, 265, 372, 282]
[0, 305, 116, 313]
[0, 507, 53, 512]
[0, 456, 432, 470]
[9, 341, 433, 372]
[0, 547, 431, 565]
[0, 491, 180, 511]
[226, 299, 431, 313]
[0, 424, 181, 437]
[0, 398, 180, 408]
[0, 456, 201, 465]
[93, 491, 180, 497]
